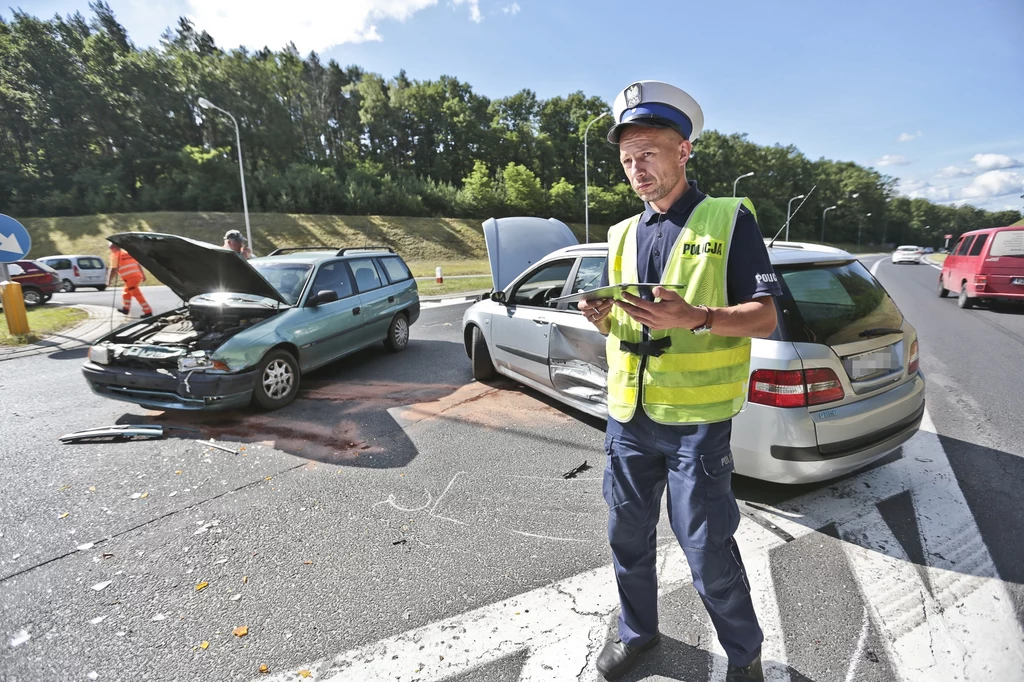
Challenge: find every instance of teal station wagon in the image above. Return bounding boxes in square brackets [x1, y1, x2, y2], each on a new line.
[83, 233, 419, 410]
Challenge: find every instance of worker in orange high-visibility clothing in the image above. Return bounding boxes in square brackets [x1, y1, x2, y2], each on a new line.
[107, 243, 152, 318]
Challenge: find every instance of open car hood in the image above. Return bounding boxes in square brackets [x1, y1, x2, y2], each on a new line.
[482, 217, 579, 291]
[107, 232, 285, 304]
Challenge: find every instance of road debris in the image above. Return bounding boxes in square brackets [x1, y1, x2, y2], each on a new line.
[89, 616, 107, 625]
[230, 594, 242, 602]
[258, 664, 270, 674]
[562, 461, 592, 479]
[9, 630, 30, 647]
[233, 626, 248, 637]
[92, 581, 112, 592]
[205, 440, 237, 454]
[77, 542, 95, 551]
[392, 539, 407, 546]
[200, 641, 210, 650]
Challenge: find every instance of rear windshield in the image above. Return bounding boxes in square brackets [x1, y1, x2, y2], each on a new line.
[897, 246, 919, 252]
[990, 229, 1024, 257]
[775, 260, 904, 346]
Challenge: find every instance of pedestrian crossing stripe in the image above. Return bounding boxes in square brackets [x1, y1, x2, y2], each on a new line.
[263, 409, 1024, 681]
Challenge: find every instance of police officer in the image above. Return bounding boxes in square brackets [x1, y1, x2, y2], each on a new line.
[579, 81, 783, 681]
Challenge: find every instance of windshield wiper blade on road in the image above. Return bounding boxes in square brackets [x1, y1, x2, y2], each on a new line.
[859, 327, 904, 338]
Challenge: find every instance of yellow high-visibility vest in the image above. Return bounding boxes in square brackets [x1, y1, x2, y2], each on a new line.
[606, 196, 755, 424]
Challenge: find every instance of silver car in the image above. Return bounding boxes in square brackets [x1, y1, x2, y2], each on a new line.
[462, 218, 925, 484]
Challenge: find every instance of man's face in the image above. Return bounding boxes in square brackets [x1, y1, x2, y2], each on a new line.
[227, 238, 242, 252]
[618, 126, 691, 204]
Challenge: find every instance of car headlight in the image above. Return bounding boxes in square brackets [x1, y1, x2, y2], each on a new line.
[178, 352, 231, 372]
[88, 345, 109, 365]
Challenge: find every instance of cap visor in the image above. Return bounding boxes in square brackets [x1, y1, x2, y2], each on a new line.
[607, 118, 681, 144]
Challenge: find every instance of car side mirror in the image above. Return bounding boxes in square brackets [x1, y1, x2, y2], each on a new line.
[490, 290, 506, 304]
[307, 289, 339, 306]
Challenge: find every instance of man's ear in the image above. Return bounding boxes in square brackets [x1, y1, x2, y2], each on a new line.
[680, 139, 693, 167]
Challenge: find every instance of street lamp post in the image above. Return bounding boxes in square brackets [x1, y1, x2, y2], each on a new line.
[821, 205, 838, 243]
[785, 194, 805, 241]
[859, 212, 872, 247]
[198, 97, 252, 254]
[583, 112, 610, 244]
[732, 171, 754, 197]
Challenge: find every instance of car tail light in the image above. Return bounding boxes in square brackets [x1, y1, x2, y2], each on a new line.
[749, 368, 845, 408]
[74, 265, 80, 277]
[973, 274, 987, 290]
[749, 369, 809, 408]
[908, 340, 919, 375]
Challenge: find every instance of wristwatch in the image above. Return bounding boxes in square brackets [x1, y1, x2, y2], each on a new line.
[690, 305, 713, 335]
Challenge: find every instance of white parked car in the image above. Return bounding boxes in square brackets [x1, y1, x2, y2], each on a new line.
[891, 245, 923, 264]
[36, 254, 108, 292]
[462, 218, 925, 484]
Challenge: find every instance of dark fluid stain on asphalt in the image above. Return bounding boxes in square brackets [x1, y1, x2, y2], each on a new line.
[126, 381, 474, 466]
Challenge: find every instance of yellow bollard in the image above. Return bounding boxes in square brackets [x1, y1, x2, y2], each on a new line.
[1, 281, 30, 336]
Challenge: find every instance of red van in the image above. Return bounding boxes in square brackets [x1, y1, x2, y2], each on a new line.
[938, 226, 1024, 308]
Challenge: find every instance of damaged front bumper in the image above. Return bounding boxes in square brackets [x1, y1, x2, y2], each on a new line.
[82, 362, 256, 411]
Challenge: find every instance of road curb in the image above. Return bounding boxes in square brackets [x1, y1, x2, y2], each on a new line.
[0, 304, 128, 362]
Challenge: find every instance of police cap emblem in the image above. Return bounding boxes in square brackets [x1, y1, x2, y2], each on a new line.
[624, 83, 642, 109]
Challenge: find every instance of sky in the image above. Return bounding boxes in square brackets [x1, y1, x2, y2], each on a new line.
[10, 0, 1024, 213]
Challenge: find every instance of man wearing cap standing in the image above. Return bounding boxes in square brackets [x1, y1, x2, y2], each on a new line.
[223, 230, 252, 259]
[579, 81, 782, 681]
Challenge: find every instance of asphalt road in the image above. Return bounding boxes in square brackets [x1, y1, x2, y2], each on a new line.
[1, 258, 1022, 682]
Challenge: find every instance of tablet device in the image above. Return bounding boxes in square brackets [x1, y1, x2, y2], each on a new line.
[552, 283, 686, 304]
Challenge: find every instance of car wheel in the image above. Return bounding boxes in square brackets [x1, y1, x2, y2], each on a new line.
[22, 287, 43, 306]
[470, 325, 496, 380]
[937, 276, 948, 298]
[252, 349, 300, 410]
[957, 283, 974, 309]
[384, 313, 410, 352]
[61, 279, 75, 292]
[95, 285, 106, 292]
[42, 294, 52, 303]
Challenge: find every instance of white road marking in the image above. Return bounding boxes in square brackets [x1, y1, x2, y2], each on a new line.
[264, 409, 1024, 681]
[421, 297, 476, 309]
[870, 258, 884, 277]
[843, 607, 870, 682]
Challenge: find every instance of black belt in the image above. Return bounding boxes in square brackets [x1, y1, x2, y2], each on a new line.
[619, 337, 672, 357]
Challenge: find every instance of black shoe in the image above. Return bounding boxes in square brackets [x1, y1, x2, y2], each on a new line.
[726, 653, 764, 682]
[117, 307, 129, 315]
[140, 313, 153, 318]
[595, 633, 660, 680]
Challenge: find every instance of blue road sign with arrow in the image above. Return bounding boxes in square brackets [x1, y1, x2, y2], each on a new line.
[0, 214, 32, 263]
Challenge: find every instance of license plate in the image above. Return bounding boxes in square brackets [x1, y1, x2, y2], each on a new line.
[1012, 277, 1024, 286]
[845, 347, 897, 380]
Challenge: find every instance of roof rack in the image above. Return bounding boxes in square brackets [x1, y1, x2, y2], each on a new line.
[336, 246, 396, 255]
[267, 246, 338, 256]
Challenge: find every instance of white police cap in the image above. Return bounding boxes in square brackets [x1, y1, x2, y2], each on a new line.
[607, 80, 705, 144]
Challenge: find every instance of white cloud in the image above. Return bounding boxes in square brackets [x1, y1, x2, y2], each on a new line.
[503, 2, 521, 14]
[452, 0, 482, 23]
[900, 179, 956, 203]
[876, 155, 911, 167]
[961, 170, 1024, 200]
[935, 165, 974, 179]
[184, 0, 482, 51]
[897, 131, 922, 143]
[970, 153, 1021, 171]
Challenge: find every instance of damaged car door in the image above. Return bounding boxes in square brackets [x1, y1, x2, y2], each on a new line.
[547, 256, 609, 410]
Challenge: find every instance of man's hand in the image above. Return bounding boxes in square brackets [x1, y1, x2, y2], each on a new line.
[578, 297, 613, 333]
[615, 286, 704, 331]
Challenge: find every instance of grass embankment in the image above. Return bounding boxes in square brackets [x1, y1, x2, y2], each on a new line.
[18, 212, 607, 295]
[0, 306, 88, 346]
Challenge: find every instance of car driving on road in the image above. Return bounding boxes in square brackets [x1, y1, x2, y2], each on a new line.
[938, 225, 1024, 309]
[891, 245, 923, 264]
[463, 218, 924, 484]
[84, 234, 419, 411]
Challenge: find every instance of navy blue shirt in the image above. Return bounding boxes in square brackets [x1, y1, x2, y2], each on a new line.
[601, 181, 783, 454]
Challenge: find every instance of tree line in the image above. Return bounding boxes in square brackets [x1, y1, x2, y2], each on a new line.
[2, 4, 1019, 247]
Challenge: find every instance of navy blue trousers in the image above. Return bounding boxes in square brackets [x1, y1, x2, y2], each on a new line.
[603, 429, 764, 667]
